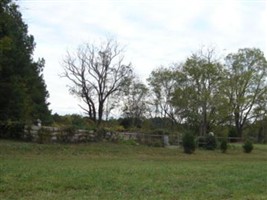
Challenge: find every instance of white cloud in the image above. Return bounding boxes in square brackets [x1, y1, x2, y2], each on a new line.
[18, 0, 266, 115]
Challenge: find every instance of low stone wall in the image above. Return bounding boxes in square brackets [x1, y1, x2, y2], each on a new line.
[23, 126, 140, 143]
[22, 125, 172, 146]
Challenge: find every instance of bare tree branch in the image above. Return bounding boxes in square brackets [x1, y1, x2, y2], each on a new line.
[61, 38, 133, 125]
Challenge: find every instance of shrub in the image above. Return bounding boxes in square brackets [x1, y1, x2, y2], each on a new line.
[151, 140, 164, 147]
[144, 137, 164, 147]
[37, 128, 51, 144]
[243, 140, 253, 153]
[0, 122, 25, 140]
[95, 128, 106, 141]
[196, 137, 206, 148]
[57, 126, 76, 143]
[205, 134, 217, 150]
[182, 132, 196, 154]
[228, 127, 238, 142]
[114, 125, 125, 132]
[220, 139, 228, 153]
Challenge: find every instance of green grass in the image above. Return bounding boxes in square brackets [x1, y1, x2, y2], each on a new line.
[0, 140, 267, 199]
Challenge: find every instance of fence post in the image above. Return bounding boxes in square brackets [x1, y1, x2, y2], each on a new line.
[163, 135, 169, 146]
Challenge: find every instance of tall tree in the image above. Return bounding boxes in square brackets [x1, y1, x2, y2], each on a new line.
[0, 0, 51, 123]
[122, 78, 149, 126]
[147, 66, 180, 123]
[62, 38, 133, 125]
[172, 48, 223, 135]
[224, 48, 267, 137]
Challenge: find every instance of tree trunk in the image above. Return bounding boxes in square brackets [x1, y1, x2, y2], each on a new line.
[234, 107, 244, 138]
[200, 103, 207, 136]
[235, 116, 243, 138]
[97, 101, 104, 126]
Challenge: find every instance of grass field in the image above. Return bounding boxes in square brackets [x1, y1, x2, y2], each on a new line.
[0, 140, 267, 200]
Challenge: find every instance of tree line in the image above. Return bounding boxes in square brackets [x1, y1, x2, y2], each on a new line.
[0, 0, 51, 125]
[1, 1, 266, 142]
[146, 48, 267, 139]
[62, 39, 267, 140]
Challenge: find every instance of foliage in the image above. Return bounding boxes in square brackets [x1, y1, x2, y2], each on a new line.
[0, 0, 51, 124]
[0, 121, 25, 139]
[122, 79, 149, 125]
[171, 48, 224, 136]
[147, 66, 181, 123]
[228, 127, 239, 142]
[196, 134, 218, 150]
[95, 127, 105, 141]
[147, 47, 267, 139]
[243, 140, 254, 153]
[205, 134, 218, 150]
[223, 48, 267, 137]
[52, 113, 95, 130]
[37, 128, 51, 144]
[119, 117, 143, 129]
[245, 117, 267, 144]
[220, 139, 228, 153]
[138, 133, 164, 147]
[58, 126, 77, 143]
[143, 117, 176, 131]
[149, 140, 163, 147]
[182, 132, 196, 154]
[196, 136, 206, 148]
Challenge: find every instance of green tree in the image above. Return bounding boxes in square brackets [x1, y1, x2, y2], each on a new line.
[28, 59, 51, 123]
[0, 0, 51, 124]
[223, 48, 267, 138]
[173, 48, 223, 135]
[147, 66, 181, 123]
[122, 78, 149, 127]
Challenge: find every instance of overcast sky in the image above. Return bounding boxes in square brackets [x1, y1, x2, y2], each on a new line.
[18, 0, 267, 116]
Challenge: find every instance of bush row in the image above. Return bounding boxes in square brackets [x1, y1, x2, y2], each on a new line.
[0, 123, 255, 153]
[182, 132, 254, 154]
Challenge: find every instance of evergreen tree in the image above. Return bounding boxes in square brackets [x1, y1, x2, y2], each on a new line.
[0, 0, 51, 124]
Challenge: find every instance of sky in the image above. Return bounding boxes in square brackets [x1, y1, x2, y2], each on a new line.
[18, 0, 267, 116]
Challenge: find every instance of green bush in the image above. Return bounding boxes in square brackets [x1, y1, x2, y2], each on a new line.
[205, 134, 217, 150]
[144, 138, 164, 147]
[95, 128, 106, 141]
[228, 127, 238, 142]
[0, 122, 25, 139]
[196, 137, 206, 148]
[37, 128, 51, 144]
[150, 140, 164, 147]
[182, 132, 196, 154]
[243, 140, 253, 153]
[220, 139, 228, 153]
[196, 135, 217, 150]
[57, 126, 76, 143]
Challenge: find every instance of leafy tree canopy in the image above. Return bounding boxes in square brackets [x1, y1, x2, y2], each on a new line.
[0, 0, 51, 124]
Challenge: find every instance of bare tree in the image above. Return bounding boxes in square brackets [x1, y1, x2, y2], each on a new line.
[61, 39, 132, 125]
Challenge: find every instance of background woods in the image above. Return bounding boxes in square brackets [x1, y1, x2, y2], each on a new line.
[1, 1, 267, 142]
[0, 0, 51, 124]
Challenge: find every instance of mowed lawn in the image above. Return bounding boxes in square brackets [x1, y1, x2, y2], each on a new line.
[0, 140, 266, 200]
